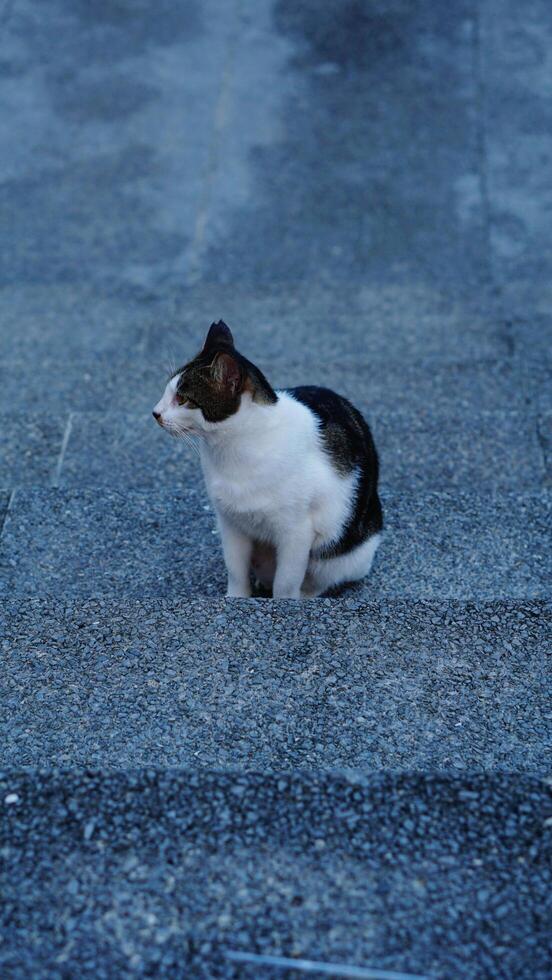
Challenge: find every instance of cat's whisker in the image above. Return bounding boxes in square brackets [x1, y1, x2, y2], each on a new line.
[182, 432, 201, 458]
[171, 425, 200, 458]
[162, 358, 176, 378]
[160, 343, 180, 379]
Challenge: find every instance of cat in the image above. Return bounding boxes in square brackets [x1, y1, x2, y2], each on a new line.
[153, 320, 383, 598]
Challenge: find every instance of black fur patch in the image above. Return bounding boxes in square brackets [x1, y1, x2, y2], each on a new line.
[286, 385, 383, 557]
[202, 319, 235, 351]
[172, 322, 277, 423]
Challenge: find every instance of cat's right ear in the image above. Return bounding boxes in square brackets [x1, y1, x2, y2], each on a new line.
[202, 319, 234, 352]
[211, 351, 242, 396]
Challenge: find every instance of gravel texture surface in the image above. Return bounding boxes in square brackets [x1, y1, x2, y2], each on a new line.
[538, 412, 552, 485]
[0, 493, 10, 535]
[481, 0, 552, 316]
[1, 598, 550, 773]
[0, 284, 149, 361]
[33, 409, 544, 495]
[1, 0, 551, 976]
[1, 487, 550, 599]
[1, 770, 551, 980]
[0, 416, 66, 489]
[201, 0, 487, 289]
[1, 348, 531, 421]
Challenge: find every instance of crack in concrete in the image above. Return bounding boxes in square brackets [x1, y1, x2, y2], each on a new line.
[225, 950, 428, 979]
[51, 414, 73, 488]
[0, 488, 16, 539]
[535, 414, 550, 483]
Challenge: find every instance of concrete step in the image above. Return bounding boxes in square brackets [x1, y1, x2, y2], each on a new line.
[1, 769, 550, 979]
[1, 0, 231, 295]
[5, 347, 542, 418]
[1, 597, 549, 773]
[2, 286, 549, 436]
[482, 0, 552, 317]
[194, 2, 488, 290]
[0, 492, 9, 535]
[0, 279, 509, 365]
[67, 409, 548, 493]
[0, 487, 549, 600]
[0, 408, 547, 494]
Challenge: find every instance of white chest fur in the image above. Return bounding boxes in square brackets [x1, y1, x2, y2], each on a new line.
[199, 391, 357, 549]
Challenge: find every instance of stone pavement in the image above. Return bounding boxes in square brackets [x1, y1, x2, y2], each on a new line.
[0, 1, 551, 977]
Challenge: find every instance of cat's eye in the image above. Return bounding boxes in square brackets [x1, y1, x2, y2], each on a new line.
[175, 391, 199, 409]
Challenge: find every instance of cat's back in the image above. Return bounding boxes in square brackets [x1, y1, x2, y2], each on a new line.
[285, 384, 383, 554]
[284, 385, 379, 478]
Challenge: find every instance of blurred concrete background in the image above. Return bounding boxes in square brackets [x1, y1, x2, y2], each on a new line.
[0, 1, 551, 978]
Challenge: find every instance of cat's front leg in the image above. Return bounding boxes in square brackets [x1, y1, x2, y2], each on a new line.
[273, 524, 313, 599]
[216, 511, 253, 598]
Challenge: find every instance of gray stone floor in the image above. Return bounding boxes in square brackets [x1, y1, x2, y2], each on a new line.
[2, 598, 550, 773]
[1, 770, 551, 980]
[0, 0, 551, 977]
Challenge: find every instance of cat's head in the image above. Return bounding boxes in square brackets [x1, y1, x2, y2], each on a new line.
[152, 320, 277, 437]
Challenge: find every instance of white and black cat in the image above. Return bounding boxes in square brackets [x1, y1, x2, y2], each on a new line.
[153, 321, 383, 598]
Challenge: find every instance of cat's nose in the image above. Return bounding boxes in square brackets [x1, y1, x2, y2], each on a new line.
[152, 411, 162, 422]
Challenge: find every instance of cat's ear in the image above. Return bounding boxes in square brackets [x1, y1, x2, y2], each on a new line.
[211, 351, 242, 396]
[203, 319, 234, 352]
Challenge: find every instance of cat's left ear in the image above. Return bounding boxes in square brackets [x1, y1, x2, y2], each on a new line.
[203, 319, 234, 352]
[211, 351, 242, 396]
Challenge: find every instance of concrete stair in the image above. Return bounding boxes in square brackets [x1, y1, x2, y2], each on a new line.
[1, 486, 550, 600]
[1, 0, 551, 976]
[1, 769, 550, 980]
[1, 597, 550, 772]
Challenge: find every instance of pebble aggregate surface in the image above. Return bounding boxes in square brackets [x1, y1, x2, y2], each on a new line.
[1, 770, 551, 980]
[0, 0, 551, 977]
[1, 598, 550, 773]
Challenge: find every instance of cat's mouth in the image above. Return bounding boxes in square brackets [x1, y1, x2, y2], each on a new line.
[153, 413, 186, 435]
